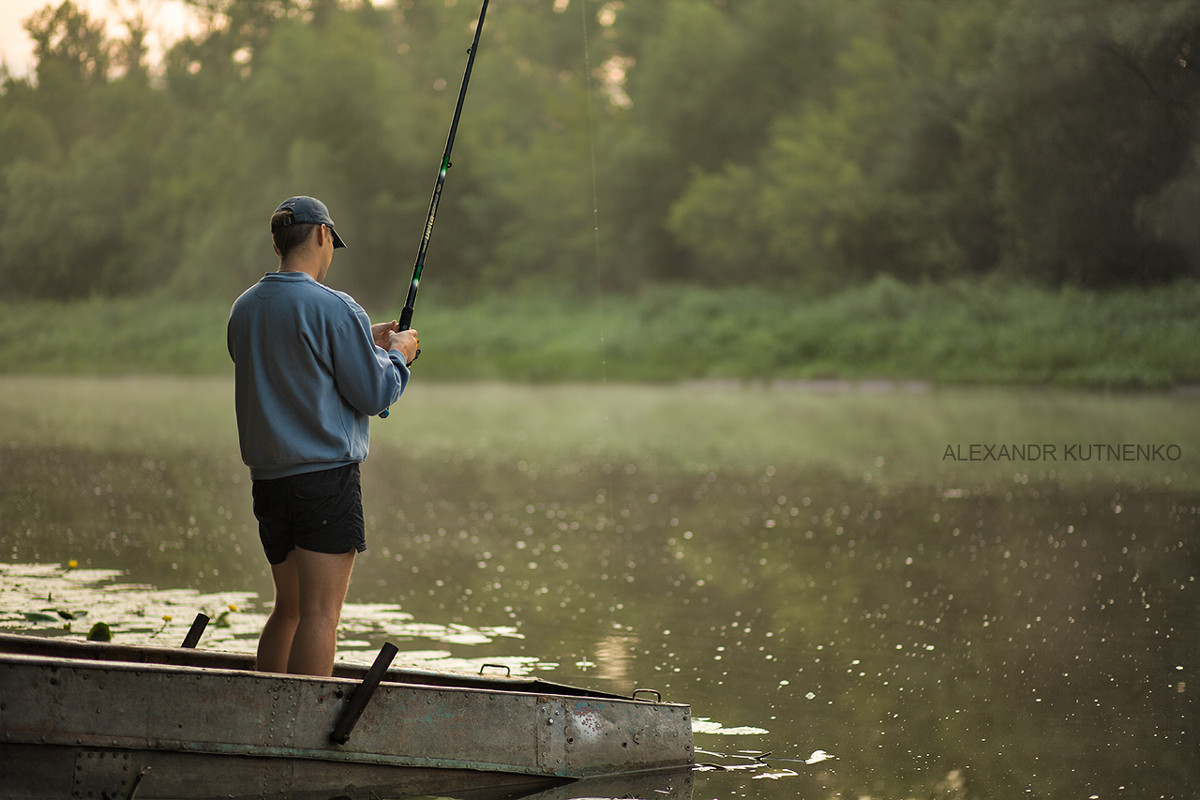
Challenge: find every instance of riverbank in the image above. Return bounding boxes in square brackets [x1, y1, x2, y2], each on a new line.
[2, 278, 1197, 387]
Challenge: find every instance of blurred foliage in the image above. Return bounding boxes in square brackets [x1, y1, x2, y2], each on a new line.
[0, 0, 1198, 303]
[2, 279, 1197, 387]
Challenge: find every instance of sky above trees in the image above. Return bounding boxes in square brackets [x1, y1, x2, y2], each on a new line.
[0, 0, 200, 76]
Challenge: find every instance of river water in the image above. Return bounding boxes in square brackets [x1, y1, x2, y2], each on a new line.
[1, 378, 1197, 799]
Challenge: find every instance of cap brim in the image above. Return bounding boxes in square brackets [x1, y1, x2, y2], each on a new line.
[331, 229, 347, 249]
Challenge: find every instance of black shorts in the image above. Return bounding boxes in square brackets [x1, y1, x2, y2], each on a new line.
[252, 464, 366, 565]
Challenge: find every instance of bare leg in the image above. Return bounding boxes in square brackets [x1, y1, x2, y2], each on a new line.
[286, 547, 357, 676]
[256, 555, 301, 673]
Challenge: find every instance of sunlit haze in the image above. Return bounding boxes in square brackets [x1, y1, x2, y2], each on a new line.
[0, 0, 201, 77]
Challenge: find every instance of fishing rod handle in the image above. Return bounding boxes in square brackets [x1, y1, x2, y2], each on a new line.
[378, 308, 419, 419]
[398, 305, 420, 366]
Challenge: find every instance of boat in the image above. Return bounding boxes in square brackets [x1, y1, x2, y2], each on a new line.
[0, 629, 694, 799]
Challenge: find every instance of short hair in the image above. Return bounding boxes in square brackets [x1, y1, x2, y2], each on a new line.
[270, 208, 318, 259]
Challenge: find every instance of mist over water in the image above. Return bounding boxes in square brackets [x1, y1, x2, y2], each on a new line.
[1, 378, 1197, 799]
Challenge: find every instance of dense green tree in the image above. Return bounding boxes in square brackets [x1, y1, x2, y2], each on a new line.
[1, 0, 1197, 301]
[654, 0, 1199, 288]
[977, 0, 1200, 284]
[0, 2, 137, 299]
[19, 1, 109, 150]
[453, 1, 604, 293]
[671, 1, 1005, 284]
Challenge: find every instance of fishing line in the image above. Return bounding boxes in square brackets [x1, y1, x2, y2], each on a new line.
[579, 0, 608, 385]
[577, 0, 619, 544]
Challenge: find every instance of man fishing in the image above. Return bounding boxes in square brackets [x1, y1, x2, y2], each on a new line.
[227, 195, 419, 676]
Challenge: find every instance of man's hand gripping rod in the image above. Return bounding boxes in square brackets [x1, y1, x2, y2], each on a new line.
[381, 0, 490, 419]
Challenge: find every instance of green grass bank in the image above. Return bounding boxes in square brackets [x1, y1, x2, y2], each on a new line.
[2, 278, 1198, 388]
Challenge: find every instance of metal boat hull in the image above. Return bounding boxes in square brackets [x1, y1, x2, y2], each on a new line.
[0, 634, 694, 799]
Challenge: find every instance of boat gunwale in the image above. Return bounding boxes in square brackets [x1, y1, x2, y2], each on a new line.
[0, 649, 691, 715]
[0, 632, 681, 706]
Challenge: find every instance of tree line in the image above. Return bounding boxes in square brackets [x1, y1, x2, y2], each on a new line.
[1, 0, 1197, 303]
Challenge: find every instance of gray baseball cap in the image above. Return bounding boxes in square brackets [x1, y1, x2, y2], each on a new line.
[273, 196, 347, 248]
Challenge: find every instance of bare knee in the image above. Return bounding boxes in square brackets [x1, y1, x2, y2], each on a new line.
[297, 608, 342, 632]
[267, 603, 301, 627]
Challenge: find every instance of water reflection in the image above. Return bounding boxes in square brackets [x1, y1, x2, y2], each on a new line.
[1, 380, 1197, 799]
[591, 634, 638, 693]
[524, 769, 693, 800]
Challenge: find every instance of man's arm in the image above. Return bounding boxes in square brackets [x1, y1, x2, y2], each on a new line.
[331, 312, 410, 416]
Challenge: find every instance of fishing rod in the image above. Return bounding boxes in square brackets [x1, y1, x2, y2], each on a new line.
[381, 0, 490, 418]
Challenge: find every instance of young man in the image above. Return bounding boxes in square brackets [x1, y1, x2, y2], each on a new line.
[227, 195, 419, 676]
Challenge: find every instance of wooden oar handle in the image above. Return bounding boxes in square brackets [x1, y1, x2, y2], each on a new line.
[330, 642, 399, 745]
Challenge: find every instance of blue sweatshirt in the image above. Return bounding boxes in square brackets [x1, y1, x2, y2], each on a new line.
[227, 271, 409, 480]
